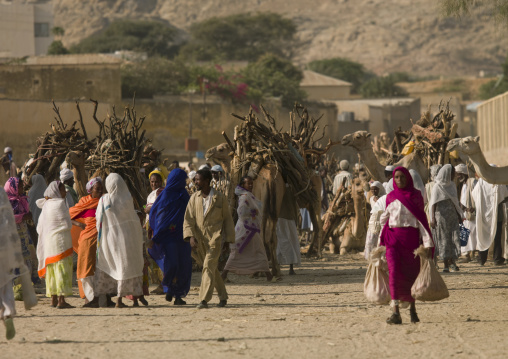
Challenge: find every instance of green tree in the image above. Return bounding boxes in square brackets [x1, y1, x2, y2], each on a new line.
[51, 26, 65, 38]
[47, 40, 69, 55]
[121, 57, 190, 98]
[307, 57, 371, 93]
[180, 13, 297, 61]
[71, 20, 178, 57]
[478, 56, 508, 99]
[241, 54, 306, 108]
[360, 76, 408, 98]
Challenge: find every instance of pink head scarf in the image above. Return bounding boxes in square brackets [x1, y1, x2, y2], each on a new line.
[4, 177, 30, 223]
[385, 167, 432, 240]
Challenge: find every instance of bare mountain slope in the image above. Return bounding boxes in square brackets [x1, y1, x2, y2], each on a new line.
[53, 0, 508, 76]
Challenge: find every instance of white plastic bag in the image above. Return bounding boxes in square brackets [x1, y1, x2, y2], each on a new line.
[364, 246, 391, 305]
[411, 245, 449, 301]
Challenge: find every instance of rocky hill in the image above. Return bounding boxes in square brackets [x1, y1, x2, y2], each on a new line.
[52, 0, 508, 76]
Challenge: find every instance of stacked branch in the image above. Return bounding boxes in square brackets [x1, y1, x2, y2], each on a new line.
[24, 101, 95, 184]
[87, 101, 148, 209]
[383, 100, 459, 168]
[228, 104, 339, 205]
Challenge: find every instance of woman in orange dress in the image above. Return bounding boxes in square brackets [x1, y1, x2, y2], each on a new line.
[69, 177, 103, 307]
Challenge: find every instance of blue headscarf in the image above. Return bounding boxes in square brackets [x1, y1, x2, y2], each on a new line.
[149, 168, 190, 248]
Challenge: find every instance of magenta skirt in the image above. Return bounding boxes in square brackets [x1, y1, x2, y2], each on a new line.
[383, 226, 420, 302]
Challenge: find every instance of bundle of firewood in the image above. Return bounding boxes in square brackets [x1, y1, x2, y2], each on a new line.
[86, 100, 148, 209]
[23, 101, 95, 184]
[320, 178, 354, 245]
[227, 104, 338, 205]
[384, 100, 459, 167]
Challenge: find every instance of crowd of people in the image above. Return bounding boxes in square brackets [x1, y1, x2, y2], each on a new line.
[1, 143, 508, 339]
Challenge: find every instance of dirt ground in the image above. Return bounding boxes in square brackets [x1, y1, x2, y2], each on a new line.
[2, 252, 508, 359]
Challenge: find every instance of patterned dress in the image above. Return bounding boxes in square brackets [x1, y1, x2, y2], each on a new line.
[434, 199, 461, 260]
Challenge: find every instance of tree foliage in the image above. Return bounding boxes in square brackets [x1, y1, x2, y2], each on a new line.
[47, 40, 69, 55]
[180, 13, 297, 61]
[241, 54, 306, 108]
[71, 20, 178, 57]
[440, 0, 508, 24]
[307, 57, 371, 93]
[360, 76, 408, 98]
[478, 56, 508, 99]
[121, 57, 190, 98]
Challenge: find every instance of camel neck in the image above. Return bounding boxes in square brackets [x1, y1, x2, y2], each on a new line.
[469, 149, 492, 180]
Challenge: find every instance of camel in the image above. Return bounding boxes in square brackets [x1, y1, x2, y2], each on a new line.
[341, 131, 429, 183]
[335, 177, 368, 254]
[206, 143, 323, 274]
[447, 136, 508, 184]
[65, 150, 88, 197]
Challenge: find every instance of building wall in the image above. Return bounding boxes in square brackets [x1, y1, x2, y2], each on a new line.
[0, 2, 53, 58]
[0, 63, 121, 103]
[477, 91, 508, 165]
[0, 97, 357, 168]
[301, 85, 351, 101]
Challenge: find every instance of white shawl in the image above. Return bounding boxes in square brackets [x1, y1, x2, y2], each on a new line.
[0, 188, 27, 288]
[36, 181, 73, 278]
[409, 169, 427, 203]
[28, 174, 47, 227]
[429, 164, 464, 221]
[472, 178, 508, 251]
[96, 173, 143, 281]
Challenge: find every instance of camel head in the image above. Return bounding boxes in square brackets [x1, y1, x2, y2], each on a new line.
[65, 150, 86, 168]
[205, 143, 231, 163]
[446, 136, 481, 155]
[341, 131, 372, 151]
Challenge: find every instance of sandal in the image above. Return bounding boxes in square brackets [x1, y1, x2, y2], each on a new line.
[57, 303, 75, 309]
[139, 297, 149, 306]
[115, 302, 128, 308]
[386, 313, 402, 325]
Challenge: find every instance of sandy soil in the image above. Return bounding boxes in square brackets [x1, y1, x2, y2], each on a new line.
[2, 253, 508, 359]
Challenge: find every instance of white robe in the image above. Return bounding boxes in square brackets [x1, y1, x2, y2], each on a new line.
[472, 179, 508, 252]
[460, 180, 477, 253]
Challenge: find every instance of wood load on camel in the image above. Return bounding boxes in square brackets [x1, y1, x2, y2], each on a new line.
[342, 100, 462, 183]
[23, 98, 157, 209]
[206, 104, 339, 275]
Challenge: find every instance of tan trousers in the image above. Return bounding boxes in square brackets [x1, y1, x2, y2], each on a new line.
[199, 244, 228, 303]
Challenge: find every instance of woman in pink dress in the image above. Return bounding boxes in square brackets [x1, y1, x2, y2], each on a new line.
[379, 167, 434, 324]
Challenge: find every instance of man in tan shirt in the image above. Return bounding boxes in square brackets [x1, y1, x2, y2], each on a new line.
[183, 169, 235, 309]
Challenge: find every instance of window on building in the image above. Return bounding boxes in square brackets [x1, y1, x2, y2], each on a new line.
[85, 80, 93, 85]
[34, 23, 50, 37]
[33, 79, 40, 85]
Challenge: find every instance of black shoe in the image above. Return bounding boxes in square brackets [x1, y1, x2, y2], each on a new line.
[218, 299, 227, 308]
[386, 313, 402, 325]
[174, 298, 186, 305]
[165, 293, 173, 302]
[494, 261, 506, 266]
[139, 297, 148, 306]
[410, 311, 420, 324]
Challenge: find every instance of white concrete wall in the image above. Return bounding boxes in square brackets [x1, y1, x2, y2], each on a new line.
[34, 3, 54, 55]
[477, 91, 508, 165]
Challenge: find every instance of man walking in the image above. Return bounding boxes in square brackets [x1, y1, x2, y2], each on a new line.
[183, 169, 235, 309]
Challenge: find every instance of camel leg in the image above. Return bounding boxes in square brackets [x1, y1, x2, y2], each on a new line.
[266, 217, 281, 277]
[309, 205, 322, 258]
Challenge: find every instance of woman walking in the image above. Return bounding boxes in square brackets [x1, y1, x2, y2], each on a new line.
[69, 177, 103, 306]
[379, 167, 434, 324]
[222, 176, 274, 282]
[149, 168, 192, 305]
[4, 177, 39, 284]
[95, 174, 144, 308]
[0, 187, 28, 340]
[36, 181, 74, 309]
[429, 164, 464, 272]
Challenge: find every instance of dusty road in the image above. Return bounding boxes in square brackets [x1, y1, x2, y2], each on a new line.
[2, 253, 508, 359]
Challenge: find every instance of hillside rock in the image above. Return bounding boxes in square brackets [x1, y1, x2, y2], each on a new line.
[53, 0, 508, 76]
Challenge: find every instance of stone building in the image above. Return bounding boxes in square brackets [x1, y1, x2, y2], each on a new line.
[0, 54, 122, 103]
[476, 91, 508, 165]
[0, 0, 54, 58]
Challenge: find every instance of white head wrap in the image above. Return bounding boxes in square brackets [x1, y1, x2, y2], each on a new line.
[4, 147, 12, 154]
[429, 164, 464, 221]
[199, 164, 210, 170]
[339, 160, 350, 171]
[455, 164, 468, 175]
[60, 168, 74, 182]
[211, 165, 224, 173]
[188, 171, 197, 180]
[370, 181, 386, 196]
[385, 165, 395, 172]
[430, 164, 442, 181]
[36, 180, 63, 208]
[409, 169, 426, 199]
[28, 174, 47, 227]
[86, 177, 103, 194]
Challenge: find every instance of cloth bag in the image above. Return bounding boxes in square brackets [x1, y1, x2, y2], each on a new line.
[411, 245, 449, 301]
[364, 246, 390, 305]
